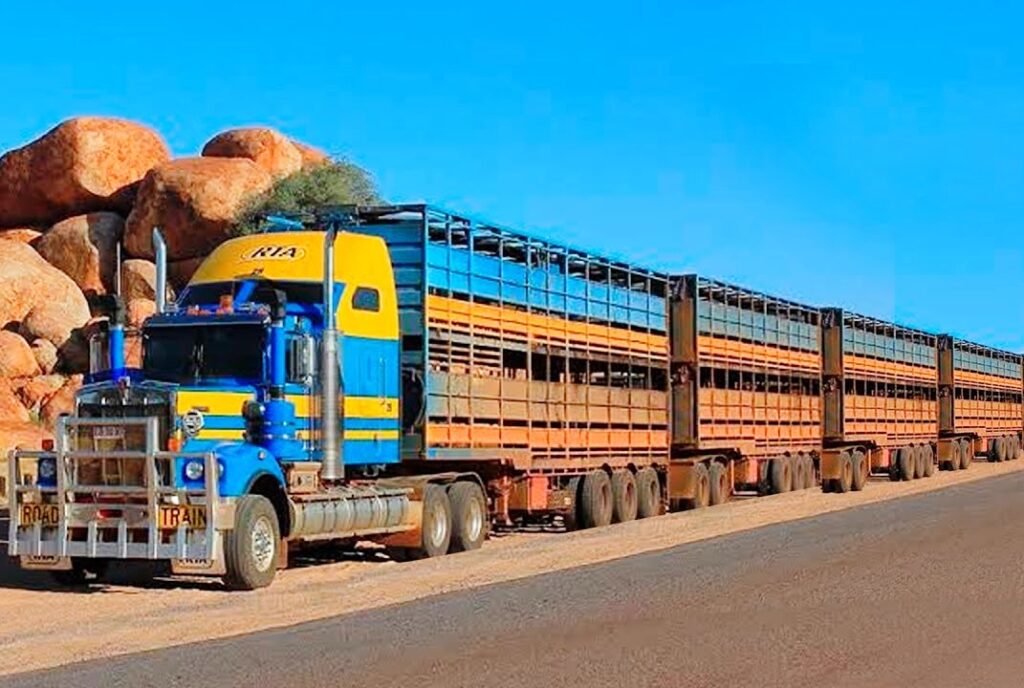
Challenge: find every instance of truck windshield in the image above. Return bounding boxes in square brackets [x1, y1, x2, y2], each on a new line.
[143, 324, 265, 384]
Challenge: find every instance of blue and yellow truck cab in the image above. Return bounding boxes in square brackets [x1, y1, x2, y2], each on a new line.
[7, 211, 488, 589]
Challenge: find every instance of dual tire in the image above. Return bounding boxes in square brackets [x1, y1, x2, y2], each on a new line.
[566, 468, 661, 530]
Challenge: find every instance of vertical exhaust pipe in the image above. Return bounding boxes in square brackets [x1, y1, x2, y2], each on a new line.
[320, 226, 343, 481]
[153, 228, 167, 314]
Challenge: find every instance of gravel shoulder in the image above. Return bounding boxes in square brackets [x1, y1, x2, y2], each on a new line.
[1, 459, 1021, 676]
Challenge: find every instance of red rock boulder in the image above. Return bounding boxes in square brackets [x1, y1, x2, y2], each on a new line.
[0, 117, 170, 227]
[31, 338, 59, 374]
[126, 298, 156, 328]
[292, 140, 329, 168]
[124, 157, 272, 260]
[12, 374, 66, 411]
[40, 376, 83, 429]
[168, 256, 206, 290]
[121, 259, 174, 303]
[0, 382, 30, 423]
[0, 331, 41, 378]
[0, 239, 90, 349]
[34, 212, 124, 295]
[202, 127, 303, 178]
[0, 228, 42, 244]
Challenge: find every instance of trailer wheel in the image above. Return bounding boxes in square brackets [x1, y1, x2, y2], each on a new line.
[224, 494, 280, 590]
[687, 463, 711, 509]
[923, 445, 935, 477]
[792, 457, 807, 492]
[913, 445, 926, 479]
[944, 441, 961, 471]
[768, 457, 792, 494]
[959, 439, 973, 470]
[635, 468, 660, 519]
[1009, 436, 1020, 461]
[709, 462, 730, 505]
[563, 476, 583, 531]
[834, 453, 853, 493]
[580, 471, 613, 528]
[448, 482, 488, 553]
[611, 471, 638, 523]
[850, 450, 867, 491]
[802, 455, 816, 489]
[897, 447, 914, 481]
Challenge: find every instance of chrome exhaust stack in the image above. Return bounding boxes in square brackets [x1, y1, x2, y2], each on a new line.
[320, 226, 343, 482]
[153, 228, 167, 314]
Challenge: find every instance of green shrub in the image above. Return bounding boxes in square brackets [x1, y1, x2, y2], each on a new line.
[234, 159, 382, 235]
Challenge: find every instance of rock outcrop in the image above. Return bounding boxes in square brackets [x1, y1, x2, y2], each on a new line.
[34, 212, 124, 295]
[202, 127, 303, 178]
[0, 117, 170, 227]
[0, 331, 41, 378]
[124, 157, 272, 260]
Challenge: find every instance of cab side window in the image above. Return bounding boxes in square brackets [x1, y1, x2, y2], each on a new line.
[352, 286, 380, 312]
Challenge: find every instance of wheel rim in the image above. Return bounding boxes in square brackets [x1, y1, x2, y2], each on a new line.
[250, 515, 276, 573]
[464, 496, 484, 543]
[429, 501, 450, 548]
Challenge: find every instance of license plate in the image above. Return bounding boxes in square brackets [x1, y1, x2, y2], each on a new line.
[93, 426, 125, 440]
[158, 505, 207, 530]
[20, 503, 60, 526]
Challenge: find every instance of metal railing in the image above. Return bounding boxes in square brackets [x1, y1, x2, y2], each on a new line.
[7, 416, 219, 562]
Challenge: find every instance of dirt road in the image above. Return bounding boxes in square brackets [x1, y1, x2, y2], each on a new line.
[1, 460, 1022, 680]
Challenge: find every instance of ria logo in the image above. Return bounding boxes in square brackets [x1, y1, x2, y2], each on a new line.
[241, 245, 306, 261]
[181, 409, 205, 438]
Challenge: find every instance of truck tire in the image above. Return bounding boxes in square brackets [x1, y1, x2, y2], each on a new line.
[448, 481, 488, 553]
[611, 470, 638, 523]
[850, 450, 867, 491]
[923, 445, 935, 477]
[960, 439, 973, 470]
[224, 494, 280, 590]
[580, 470, 613, 528]
[989, 438, 1002, 462]
[792, 456, 807, 491]
[834, 453, 853, 493]
[898, 447, 914, 481]
[635, 468, 660, 519]
[709, 462, 730, 505]
[769, 456, 792, 494]
[689, 463, 711, 509]
[913, 445, 925, 479]
[1009, 436, 1020, 461]
[413, 484, 453, 558]
[563, 476, 583, 531]
[802, 454, 816, 489]
[944, 441, 961, 471]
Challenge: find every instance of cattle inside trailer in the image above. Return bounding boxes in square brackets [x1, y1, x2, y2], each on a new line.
[820, 308, 939, 491]
[667, 275, 823, 507]
[937, 336, 1023, 467]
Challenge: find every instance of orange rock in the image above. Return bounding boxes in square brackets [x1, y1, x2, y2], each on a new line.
[0, 421, 50, 457]
[126, 298, 155, 328]
[31, 338, 59, 374]
[125, 332, 143, 368]
[121, 259, 174, 303]
[40, 376, 83, 429]
[0, 228, 42, 244]
[0, 331, 41, 377]
[291, 140, 330, 168]
[124, 157, 272, 260]
[168, 256, 206, 290]
[12, 374, 65, 411]
[202, 127, 303, 178]
[0, 117, 170, 227]
[34, 212, 124, 295]
[0, 382, 30, 423]
[0, 239, 90, 348]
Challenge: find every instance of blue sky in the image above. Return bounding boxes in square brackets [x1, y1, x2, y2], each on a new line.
[1, 2, 1022, 348]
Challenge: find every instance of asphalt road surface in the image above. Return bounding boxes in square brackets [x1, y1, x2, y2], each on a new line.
[8, 473, 1024, 688]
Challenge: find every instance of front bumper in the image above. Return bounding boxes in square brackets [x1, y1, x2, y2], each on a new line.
[8, 416, 227, 570]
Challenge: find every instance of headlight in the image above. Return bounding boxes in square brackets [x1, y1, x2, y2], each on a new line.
[184, 460, 204, 481]
[37, 458, 57, 481]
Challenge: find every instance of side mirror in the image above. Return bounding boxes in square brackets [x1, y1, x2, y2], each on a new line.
[287, 334, 317, 384]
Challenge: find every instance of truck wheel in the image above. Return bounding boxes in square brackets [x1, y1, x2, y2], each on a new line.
[1009, 436, 1020, 461]
[635, 468, 660, 519]
[898, 447, 914, 481]
[913, 445, 925, 479]
[563, 476, 583, 531]
[989, 438, 1003, 463]
[944, 442, 961, 471]
[802, 454, 816, 489]
[224, 495, 280, 590]
[792, 457, 807, 491]
[834, 453, 853, 493]
[850, 450, 867, 491]
[769, 457, 792, 494]
[709, 462, 730, 505]
[580, 471, 613, 528]
[923, 445, 935, 477]
[448, 482, 488, 553]
[960, 439, 973, 469]
[611, 470, 638, 523]
[689, 463, 711, 509]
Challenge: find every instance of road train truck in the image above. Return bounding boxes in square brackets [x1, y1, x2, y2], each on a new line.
[7, 205, 669, 588]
